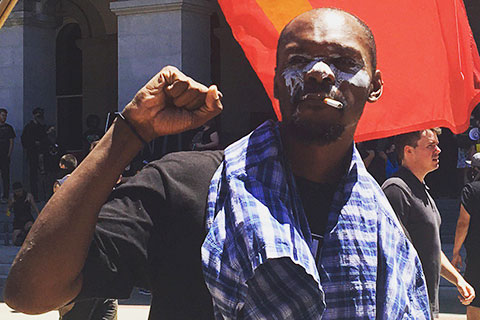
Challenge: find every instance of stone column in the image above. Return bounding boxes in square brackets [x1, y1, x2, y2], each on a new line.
[111, 0, 214, 109]
[0, 3, 56, 186]
[77, 35, 118, 121]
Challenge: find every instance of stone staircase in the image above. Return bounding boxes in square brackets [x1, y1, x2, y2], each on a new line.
[0, 203, 21, 299]
[0, 245, 19, 293]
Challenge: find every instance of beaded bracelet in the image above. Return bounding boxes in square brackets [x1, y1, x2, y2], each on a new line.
[115, 112, 149, 146]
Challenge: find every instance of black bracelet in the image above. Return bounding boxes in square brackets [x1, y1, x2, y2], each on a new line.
[115, 112, 149, 146]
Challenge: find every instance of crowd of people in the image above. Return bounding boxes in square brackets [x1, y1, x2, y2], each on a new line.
[1, 6, 479, 320]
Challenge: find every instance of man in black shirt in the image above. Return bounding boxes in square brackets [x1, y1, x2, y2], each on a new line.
[0, 108, 15, 202]
[382, 128, 475, 317]
[452, 152, 480, 319]
[21, 107, 48, 201]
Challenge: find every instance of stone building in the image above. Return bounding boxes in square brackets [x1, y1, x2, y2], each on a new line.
[0, 0, 479, 197]
[0, 0, 275, 192]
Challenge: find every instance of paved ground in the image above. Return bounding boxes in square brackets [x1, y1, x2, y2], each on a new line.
[0, 198, 474, 319]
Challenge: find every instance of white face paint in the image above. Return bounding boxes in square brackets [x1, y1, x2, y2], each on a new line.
[282, 54, 371, 102]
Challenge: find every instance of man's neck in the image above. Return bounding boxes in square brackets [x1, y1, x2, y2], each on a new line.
[402, 162, 426, 183]
[281, 127, 354, 184]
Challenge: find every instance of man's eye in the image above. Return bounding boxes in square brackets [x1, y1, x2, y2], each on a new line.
[288, 55, 310, 65]
[333, 57, 361, 72]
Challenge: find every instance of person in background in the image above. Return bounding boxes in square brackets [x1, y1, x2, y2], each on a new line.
[452, 152, 480, 320]
[8, 182, 39, 246]
[357, 141, 376, 168]
[385, 140, 399, 179]
[53, 154, 78, 193]
[44, 126, 63, 198]
[191, 119, 219, 151]
[362, 138, 389, 185]
[21, 108, 48, 201]
[83, 114, 104, 152]
[382, 128, 475, 317]
[0, 108, 15, 203]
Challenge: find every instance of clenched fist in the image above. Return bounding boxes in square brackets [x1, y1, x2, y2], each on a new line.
[122, 66, 223, 142]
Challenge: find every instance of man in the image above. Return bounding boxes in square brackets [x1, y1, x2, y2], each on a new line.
[7, 182, 39, 246]
[0, 108, 15, 203]
[6, 8, 428, 319]
[452, 152, 480, 319]
[21, 107, 48, 201]
[202, 8, 430, 319]
[382, 128, 475, 317]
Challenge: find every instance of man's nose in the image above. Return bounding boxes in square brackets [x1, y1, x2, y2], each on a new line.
[305, 61, 335, 84]
[435, 145, 441, 154]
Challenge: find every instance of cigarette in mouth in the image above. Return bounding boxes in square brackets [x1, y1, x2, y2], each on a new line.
[323, 98, 343, 109]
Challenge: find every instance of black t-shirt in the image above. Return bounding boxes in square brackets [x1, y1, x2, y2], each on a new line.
[295, 176, 335, 235]
[382, 166, 442, 315]
[295, 176, 336, 263]
[77, 150, 224, 320]
[0, 123, 15, 156]
[21, 120, 47, 153]
[461, 181, 480, 253]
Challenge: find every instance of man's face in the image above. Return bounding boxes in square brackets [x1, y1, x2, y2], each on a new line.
[34, 112, 44, 123]
[275, 10, 380, 145]
[410, 130, 441, 175]
[0, 111, 6, 124]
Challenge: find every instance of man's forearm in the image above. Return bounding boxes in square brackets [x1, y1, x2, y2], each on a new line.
[453, 221, 468, 255]
[5, 118, 143, 314]
[440, 251, 463, 285]
[453, 205, 470, 255]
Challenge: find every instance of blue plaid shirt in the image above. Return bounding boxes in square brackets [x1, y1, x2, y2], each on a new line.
[202, 121, 430, 319]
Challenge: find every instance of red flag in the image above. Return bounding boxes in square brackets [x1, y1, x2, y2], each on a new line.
[218, 0, 480, 141]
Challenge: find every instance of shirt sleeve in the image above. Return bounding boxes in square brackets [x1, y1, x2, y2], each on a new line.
[76, 164, 167, 300]
[461, 183, 478, 218]
[382, 184, 412, 240]
[241, 258, 324, 320]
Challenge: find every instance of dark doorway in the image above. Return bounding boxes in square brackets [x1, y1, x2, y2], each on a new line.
[56, 23, 83, 151]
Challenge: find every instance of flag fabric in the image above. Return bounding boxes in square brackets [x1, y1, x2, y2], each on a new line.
[218, 0, 480, 141]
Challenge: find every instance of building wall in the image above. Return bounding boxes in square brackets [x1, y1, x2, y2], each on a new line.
[112, 0, 213, 111]
[0, 24, 24, 184]
[23, 24, 56, 125]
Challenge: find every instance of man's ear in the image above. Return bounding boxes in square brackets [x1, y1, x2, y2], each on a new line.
[404, 145, 415, 159]
[367, 70, 383, 103]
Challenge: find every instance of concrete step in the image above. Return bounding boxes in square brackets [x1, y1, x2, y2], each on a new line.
[0, 263, 10, 276]
[0, 275, 7, 288]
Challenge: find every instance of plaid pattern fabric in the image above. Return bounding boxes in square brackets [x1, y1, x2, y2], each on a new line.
[202, 120, 430, 319]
